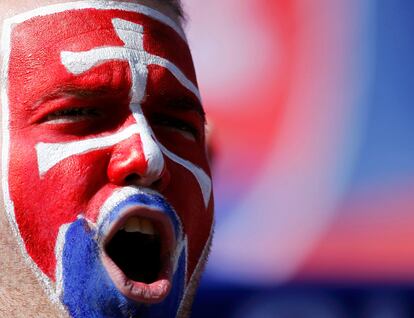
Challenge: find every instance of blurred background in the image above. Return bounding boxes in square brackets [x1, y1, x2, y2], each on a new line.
[182, 0, 414, 317]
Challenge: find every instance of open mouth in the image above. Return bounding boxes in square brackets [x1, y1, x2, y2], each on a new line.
[101, 209, 175, 303]
[106, 217, 162, 283]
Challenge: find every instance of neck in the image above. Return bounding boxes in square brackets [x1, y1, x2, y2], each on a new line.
[0, 218, 67, 317]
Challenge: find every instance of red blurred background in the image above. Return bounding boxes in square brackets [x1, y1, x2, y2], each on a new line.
[183, 0, 414, 316]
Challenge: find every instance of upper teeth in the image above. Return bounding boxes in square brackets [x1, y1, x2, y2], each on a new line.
[123, 217, 156, 235]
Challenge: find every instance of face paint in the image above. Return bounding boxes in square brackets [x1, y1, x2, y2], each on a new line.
[1, 2, 213, 317]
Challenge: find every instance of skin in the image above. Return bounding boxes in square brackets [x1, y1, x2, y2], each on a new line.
[0, 0, 209, 317]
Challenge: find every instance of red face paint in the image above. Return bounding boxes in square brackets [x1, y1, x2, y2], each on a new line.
[2, 3, 213, 302]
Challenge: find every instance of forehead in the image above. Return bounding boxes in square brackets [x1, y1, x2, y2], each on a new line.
[2, 2, 196, 107]
[2, 1, 184, 32]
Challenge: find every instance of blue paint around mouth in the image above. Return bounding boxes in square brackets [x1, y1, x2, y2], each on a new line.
[60, 193, 186, 318]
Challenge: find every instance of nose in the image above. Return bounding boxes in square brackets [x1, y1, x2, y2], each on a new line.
[107, 132, 167, 188]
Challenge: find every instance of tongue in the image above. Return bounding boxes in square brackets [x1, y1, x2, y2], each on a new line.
[105, 230, 162, 283]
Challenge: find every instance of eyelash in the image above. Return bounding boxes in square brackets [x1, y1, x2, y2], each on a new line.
[151, 116, 200, 141]
[44, 107, 101, 123]
[43, 107, 201, 141]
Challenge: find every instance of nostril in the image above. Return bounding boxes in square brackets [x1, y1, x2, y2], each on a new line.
[122, 168, 170, 191]
[125, 174, 140, 185]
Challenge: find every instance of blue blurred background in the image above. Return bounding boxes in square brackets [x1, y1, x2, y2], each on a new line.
[183, 0, 414, 316]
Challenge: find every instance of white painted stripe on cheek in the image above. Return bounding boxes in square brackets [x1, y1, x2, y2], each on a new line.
[54, 223, 71, 300]
[36, 125, 139, 176]
[159, 144, 212, 208]
[177, 219, 214, 317]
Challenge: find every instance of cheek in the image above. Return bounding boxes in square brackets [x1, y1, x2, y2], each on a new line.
[10, 142, 109, 212]
[162, 160, 213, 278]
[8, 135, 110, 278]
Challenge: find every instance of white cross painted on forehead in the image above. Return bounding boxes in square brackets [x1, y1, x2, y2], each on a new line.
[61, 18, 200, 103]
[36, 18, 211, 207]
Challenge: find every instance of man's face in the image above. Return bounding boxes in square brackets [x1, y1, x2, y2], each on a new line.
[1, 1, 213, 317]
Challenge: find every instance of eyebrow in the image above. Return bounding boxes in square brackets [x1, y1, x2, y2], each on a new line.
[36, 85, 206, 121]
[37, 85, 125, 103]
[162, 96, 206, 122]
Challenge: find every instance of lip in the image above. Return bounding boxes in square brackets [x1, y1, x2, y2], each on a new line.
[101, 206, 176, 303]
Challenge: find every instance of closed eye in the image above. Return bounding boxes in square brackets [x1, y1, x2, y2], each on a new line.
[43, 107, 102, 124]
[151, 115, 200, 142]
